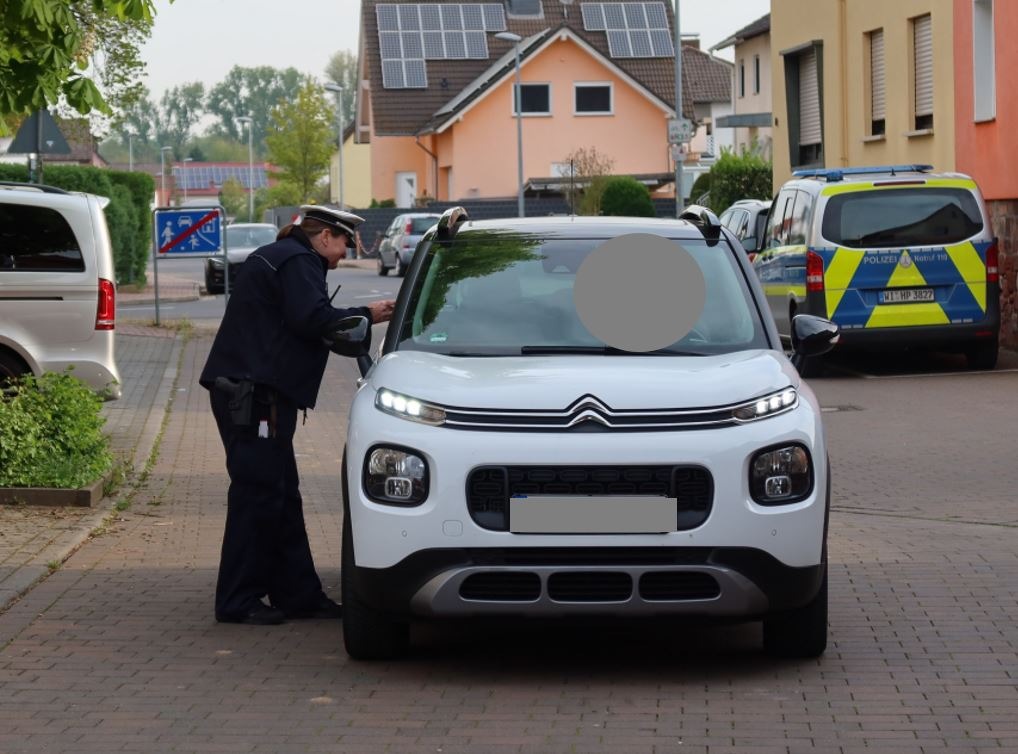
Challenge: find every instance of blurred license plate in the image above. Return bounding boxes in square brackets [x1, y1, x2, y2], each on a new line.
[509, 496, 675, 534]
[880, 288, 934, 304]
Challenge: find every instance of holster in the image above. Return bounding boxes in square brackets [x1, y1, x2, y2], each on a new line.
[213, 377, 255, 426]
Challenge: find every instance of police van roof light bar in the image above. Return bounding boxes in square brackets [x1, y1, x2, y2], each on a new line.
[792, 164, 934, 182]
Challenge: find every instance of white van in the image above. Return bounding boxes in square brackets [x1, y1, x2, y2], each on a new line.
[0, 182, 121, 398]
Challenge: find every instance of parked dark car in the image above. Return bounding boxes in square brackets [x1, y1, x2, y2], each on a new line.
[204, 223, 278, 295]
[377, 213, 441, 277]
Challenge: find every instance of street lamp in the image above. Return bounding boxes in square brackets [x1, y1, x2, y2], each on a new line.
[323, 83, 345, 208]
[159, 146, 173, 206]
[495, 31, 524, 218]
[673, 0, 683, 216]
[182, 157, 193, 203]
[235, 116, 255, 222]
[126, 131, 135, 172]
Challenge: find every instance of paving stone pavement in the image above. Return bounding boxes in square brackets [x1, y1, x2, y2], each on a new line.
[0, 333, 1016, 752]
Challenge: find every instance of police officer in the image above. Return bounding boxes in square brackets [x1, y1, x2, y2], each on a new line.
[200, 206, 395, 625]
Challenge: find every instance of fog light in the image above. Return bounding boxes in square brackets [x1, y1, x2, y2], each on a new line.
[365, 446, 429, 506]
[750, 444, 812, 504]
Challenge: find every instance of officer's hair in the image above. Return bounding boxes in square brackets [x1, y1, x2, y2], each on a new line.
[277, 218, 344, 241]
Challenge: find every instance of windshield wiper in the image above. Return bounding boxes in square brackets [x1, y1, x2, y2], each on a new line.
[520, 345, 707, 356]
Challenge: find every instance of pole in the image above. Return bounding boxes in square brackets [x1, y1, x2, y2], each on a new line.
[674, 0, 683, 217]
[160, 149, 166, 207]
[247, 124, 254, 222]
[36, 109, 44, 185]
[513, 44, 524, 218]
[338, 89, 345, 209]
[128, 134, 134, 172]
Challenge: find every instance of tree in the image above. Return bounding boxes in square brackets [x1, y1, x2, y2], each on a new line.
[323, 50, 357, 128]
[206, 66, 307, 155]
[562, 146, 615, 215]
[159, 82, 205, 155]
[219, 178, 248, 222]
[265, 82, 333, 202]
[0, 0, 163, 116]
[599, 176, 655, 217]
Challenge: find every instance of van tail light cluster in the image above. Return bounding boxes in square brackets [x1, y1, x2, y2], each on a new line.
[96, 278, 115, 331]
[404, 221, 413, 234]
[806, 250, 825, 293]
[986, 241, 999, 284]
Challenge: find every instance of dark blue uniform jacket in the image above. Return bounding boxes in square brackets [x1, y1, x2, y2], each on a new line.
[199, 230, 371, 409]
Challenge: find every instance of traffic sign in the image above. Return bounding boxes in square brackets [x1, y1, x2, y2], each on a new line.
[668, 117, 695, 145]
[154, 207, 224, 256]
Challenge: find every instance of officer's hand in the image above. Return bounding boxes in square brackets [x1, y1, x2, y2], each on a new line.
[368, 298, 396, 323]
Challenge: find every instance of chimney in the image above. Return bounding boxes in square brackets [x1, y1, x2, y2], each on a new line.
[681, 34, 700, 50]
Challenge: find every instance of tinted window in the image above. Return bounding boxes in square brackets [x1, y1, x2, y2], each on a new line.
[515, 84, 550, 114]
[822, 188, 983, 248]
[225, 225, 277, 248]
[765, 191, 794, 248]
[410, 217, 440, 234]
[0, 204, 84, 272]
[575, 85, 611, 113]
[787, 191, 812, 246]
[395, 233, 768, 356]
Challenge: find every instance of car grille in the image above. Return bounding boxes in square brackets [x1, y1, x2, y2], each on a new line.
[466, 465, 713, 532]
[638, 571, 720, 600]
[547, 572, 632, 602]
[459, 572, 541, 601]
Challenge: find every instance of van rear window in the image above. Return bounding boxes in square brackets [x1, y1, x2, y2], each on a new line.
[822, 187, 983, 248]
[0, 205, 85, 272]
[411, 217, 440, 234]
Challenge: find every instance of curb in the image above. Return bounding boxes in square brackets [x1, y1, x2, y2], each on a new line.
[0, 332, 185, 614]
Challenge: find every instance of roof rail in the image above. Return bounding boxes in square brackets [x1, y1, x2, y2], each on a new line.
[0, 181, 69, 195]
[436, 206, 469, 240]
[679, 204, 722, 244]
[792, 164, 933, 182]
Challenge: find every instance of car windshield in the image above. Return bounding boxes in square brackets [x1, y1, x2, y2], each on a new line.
[393, 231, 768, 356]
[226, 225, 277, 249]
[823, 187, 983, 248]
[410, 216, 440, 234]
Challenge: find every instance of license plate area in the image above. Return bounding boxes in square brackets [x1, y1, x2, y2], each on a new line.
[509, 495, 675, 534]
[879, 287, 934, 304]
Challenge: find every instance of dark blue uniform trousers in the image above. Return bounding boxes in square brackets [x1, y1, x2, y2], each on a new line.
[210, 388, 324, 618]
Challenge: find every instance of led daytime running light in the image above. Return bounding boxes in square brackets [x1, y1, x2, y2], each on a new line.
[375, 388, 447, 425]
[733, 388, 798, 422]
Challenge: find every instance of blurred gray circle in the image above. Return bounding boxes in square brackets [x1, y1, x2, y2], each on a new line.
[573, 233, 706, 352]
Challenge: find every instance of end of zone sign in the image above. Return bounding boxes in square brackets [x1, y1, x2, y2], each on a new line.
[154, 207, 224, 255]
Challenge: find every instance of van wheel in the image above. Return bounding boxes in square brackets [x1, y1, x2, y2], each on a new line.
[341, 514, 409, 660]
[396, 256, 407, 277]
[763, 566, 827, 659]
[377, 257, 390, 277]
[0, 350, 30, 386]
[966, 338, 998, 371]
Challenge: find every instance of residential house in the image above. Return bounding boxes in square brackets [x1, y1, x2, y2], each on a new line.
[330, 124, 373, 209]
[356, 0, 715, 208]
[168, 162, 272, 209]
[954, 0, 1017, 348]
[711, 13, 772, 159]
[682, 37, 734, 163]
[770, 0, 955, 188]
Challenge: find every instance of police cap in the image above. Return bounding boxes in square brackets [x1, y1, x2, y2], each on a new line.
[298, 205, 365, 238]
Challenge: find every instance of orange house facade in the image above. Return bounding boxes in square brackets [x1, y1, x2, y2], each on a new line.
[953, 0, 1018, 347]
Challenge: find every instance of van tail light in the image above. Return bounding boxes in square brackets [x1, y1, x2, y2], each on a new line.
[404, 221, 413, 234]
[96, 278, 115, 331]
[806, 250, 825, 292]
[986, 241, 999, 284]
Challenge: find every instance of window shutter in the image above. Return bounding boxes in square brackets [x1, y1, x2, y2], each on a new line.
[799, 49, 822, 146]
[870, 30, 885, 121]
[913, 15, 933, 117]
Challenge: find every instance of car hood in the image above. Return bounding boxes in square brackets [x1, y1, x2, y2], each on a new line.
[225, 246, 258, 264]
[368, 349, 799, 410]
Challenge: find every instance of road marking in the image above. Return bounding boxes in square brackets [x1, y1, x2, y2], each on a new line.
[859, 367, 1018, 380]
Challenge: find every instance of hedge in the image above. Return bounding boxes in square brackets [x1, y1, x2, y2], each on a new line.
[0, 163, 153, 285]
[599, 176, 655, 217]
[705, 150, 773, 215]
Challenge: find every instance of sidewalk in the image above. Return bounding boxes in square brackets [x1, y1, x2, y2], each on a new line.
[0, 325, 183, 611]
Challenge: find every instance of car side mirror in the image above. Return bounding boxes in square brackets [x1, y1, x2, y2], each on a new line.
[323, 315, 371, 358]
[791, 314, 840, 358]
[742, 236, 759, 253]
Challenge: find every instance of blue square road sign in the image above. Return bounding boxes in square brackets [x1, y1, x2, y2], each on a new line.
[154, 208, 224, 255]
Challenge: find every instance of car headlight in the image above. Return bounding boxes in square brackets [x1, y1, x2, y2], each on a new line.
[208, 257, 224, 268]
[732, 388, 797, 422]
[364, 445, 429, 506]
[375, 388, 446, 425]
[750, 444, 813, 505]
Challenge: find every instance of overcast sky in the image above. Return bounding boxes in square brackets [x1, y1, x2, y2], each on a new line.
[140, 0, 770, 99]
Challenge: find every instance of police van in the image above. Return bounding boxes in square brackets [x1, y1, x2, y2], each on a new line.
[753, 165, 999, 373]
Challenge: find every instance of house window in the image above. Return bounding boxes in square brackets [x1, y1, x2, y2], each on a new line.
[781, 41, 824, 169]
[513, 83, 550, 115]
[574, 83, 612, 114]
[912, 14, 934, 131]
[753, 55, 760, 95]
[973, 0, 995, 121]
[739, 59, 745, 98]
[868, 29, 886, 136]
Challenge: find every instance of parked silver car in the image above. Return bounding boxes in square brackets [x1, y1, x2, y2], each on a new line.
[377, 213, 441, 277]
[719, 199, 772, 259]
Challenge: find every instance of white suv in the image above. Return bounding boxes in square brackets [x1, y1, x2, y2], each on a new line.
[0, 182, 121, 398]
[341, 207, 839, 660]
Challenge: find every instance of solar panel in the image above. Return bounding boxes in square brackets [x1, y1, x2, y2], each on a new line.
[624, 3, 646, 28]
[604, 3, 625, 29]
[645, 2, 667, 27]
[441, 4, 463, 30]
[649, 29, 673, 56]
[606, 29, 631, 57]
[465, 30, 488, 58]
[630, 29, 652, 56]
[581, 4, 605, 30]
[420, 3, 442, 30]
[402, 31, 424, 58]
[381, 59, 405, 88]
[398, 4, 420, 30]
[376, 4, 399, 31]
[507, 0, 542, 15]
[462, 4, 484, 30]
[404, 59, 428, 88]
[444, 30, 467, 58]
[482, 3, 506, 30]
[379, 31, 402, 60]
[423, 30, 445, 58]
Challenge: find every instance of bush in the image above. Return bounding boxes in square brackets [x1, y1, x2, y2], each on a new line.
[599, 176, 655, 217]
[690, 171, 712, 204]
[0, 164, 153, 286]
[0, 371, 112, 489]
[706, 149, 773, 214]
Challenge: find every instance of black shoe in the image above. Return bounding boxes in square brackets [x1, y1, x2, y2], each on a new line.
[283, 596, 343, 620]
[216, 603, 286, 625]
